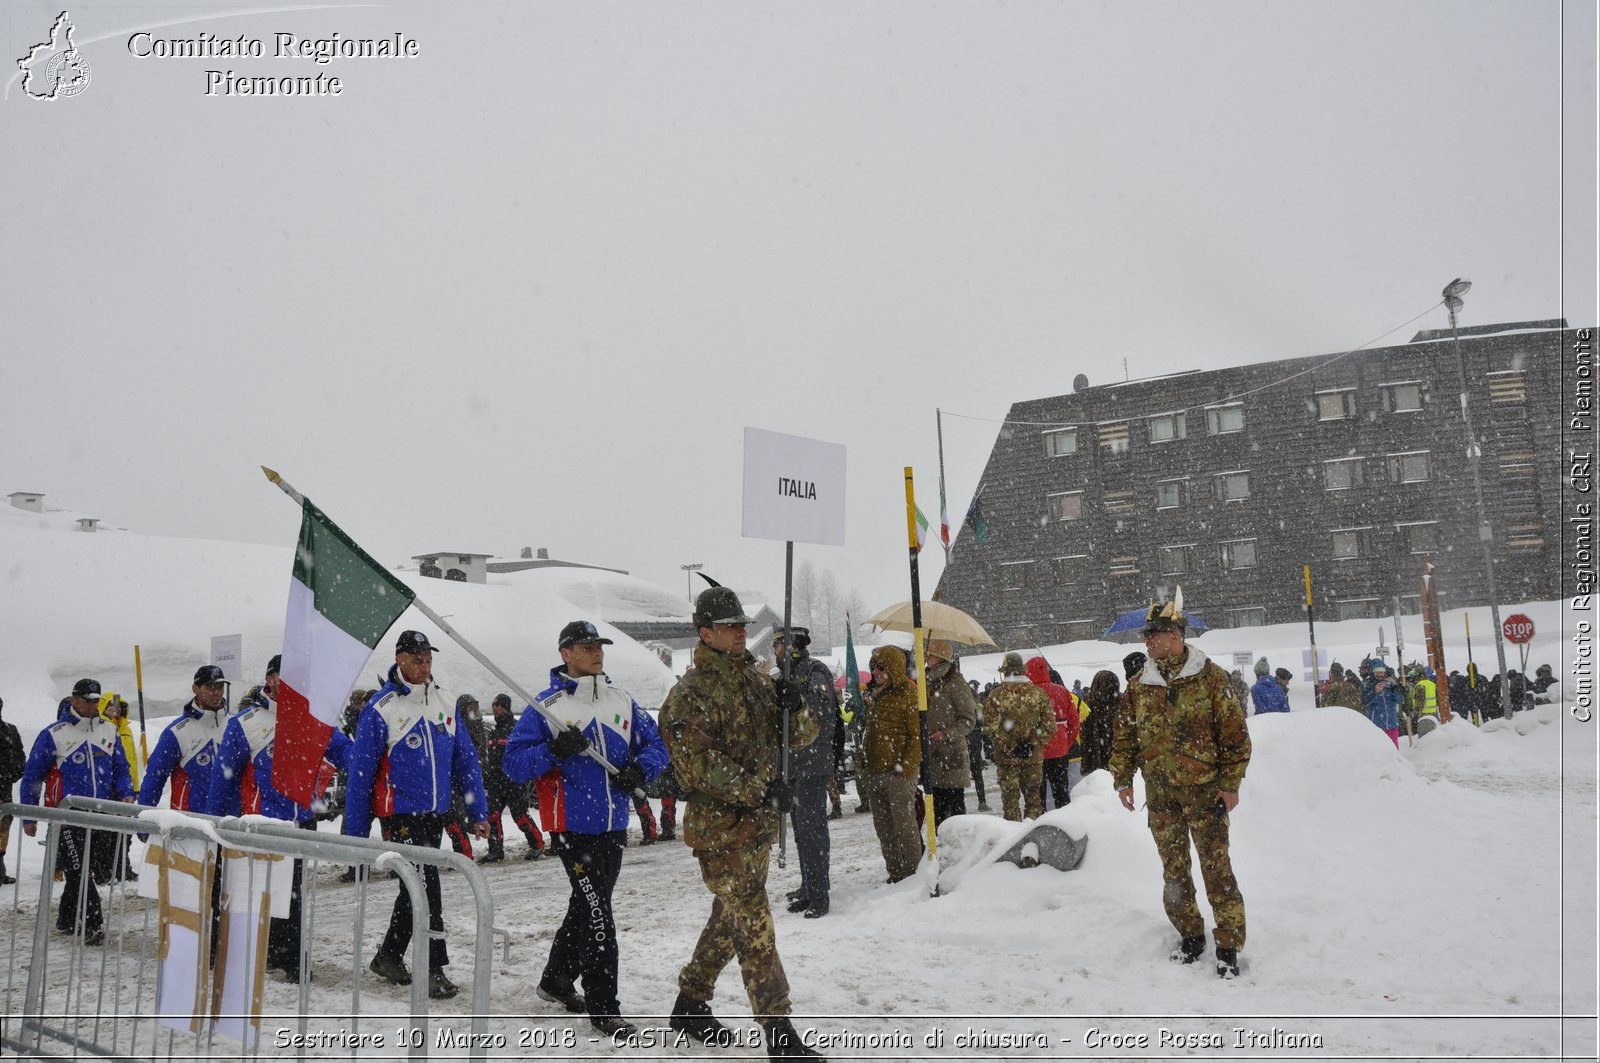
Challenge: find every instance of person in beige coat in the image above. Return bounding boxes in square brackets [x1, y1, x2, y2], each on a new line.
[863, 645, 923, 883]
[922, 640, 978, 827]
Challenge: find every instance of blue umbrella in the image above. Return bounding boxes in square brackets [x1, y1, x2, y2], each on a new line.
[1103, 607, 1209, 639]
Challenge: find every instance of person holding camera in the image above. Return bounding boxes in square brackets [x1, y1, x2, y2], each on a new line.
[1110, 597, 1252, 979]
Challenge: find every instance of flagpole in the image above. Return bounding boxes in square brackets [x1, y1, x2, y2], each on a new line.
[936, 409, 952, 566]
[260, 467, 635, 791]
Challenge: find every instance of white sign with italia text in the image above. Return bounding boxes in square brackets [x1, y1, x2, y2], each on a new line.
[741, 427, 847, 546]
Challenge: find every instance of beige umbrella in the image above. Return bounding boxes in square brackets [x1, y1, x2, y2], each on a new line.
[864, 599, 997, 648]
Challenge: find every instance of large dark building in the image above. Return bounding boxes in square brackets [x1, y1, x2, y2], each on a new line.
[936, 319, 1579, 646]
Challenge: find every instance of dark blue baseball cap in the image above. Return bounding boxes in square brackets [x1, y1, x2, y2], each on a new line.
[559, 621, 614, 650]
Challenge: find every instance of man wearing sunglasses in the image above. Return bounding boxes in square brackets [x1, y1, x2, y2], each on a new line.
[1110, 595, 1252, 979]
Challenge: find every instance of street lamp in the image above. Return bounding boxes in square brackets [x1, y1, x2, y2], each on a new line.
[680, 563, 704, 609]
[1442, 278, 1513, 718]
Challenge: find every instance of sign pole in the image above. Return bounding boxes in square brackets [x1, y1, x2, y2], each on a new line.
[1303, 565, 1320, 703]
[777, 541, 794, 870]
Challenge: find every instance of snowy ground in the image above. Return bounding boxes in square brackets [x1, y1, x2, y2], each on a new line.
[1, 509, 1595, 1060]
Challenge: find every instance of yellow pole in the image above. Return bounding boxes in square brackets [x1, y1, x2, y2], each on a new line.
[903, 468, 937, 865]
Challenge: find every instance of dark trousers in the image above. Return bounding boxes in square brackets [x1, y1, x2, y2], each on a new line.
[660, 795, 677, 834]
[378, 813, 447, 970]
[968, 744, 988, 805]
[486, 776, 544, 855]
[267, 819, 317, 970]
[788, 775, 831, 901]
[545, 831, 625, 1017]
[931, 786, 967, 826]
[56, 826, 102, 934]
[1041, 756, 1072, 810]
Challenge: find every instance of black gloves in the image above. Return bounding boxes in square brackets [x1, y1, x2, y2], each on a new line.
[774, 678, 803, 715]
[550, 726, 590, 759]
[761, 778, 793, 813]
[1012, 740, 1033, 759]
[612, 763, 646, 794]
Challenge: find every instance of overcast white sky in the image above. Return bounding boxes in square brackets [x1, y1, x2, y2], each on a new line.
[3, 0, 1593, 616]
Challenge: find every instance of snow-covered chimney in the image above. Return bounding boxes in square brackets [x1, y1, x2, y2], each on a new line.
[8, 491, 44, 512]
[537, 548, 549, 560]
[521, 547, 533, 559]
[77, 517, 99, 532]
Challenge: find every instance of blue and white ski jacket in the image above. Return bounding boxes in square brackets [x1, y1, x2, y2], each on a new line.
[502, 666, 668, 836]
[137, 702, 227, 813]
[342, 665, 489, 839]
[21, 709, 134, 818]
[1250, 674, 1290, 714]
[1361, 661, 1405, 731]
[209, 696, 351, 822]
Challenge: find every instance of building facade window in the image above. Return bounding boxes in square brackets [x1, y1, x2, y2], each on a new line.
[1226, 606, 1267, 628]
[1336, 598, 1379, 621]
[1323, 457, 1365, 491]
[1219, 539, 1258, 570]
[1159, 544, 1195, 575]
[1103, 488, 1137, 513]
[1331, 527, 1371, 560]
[1206, 403, 1245, 435]
[1043, 428, 1079, 457]
[1107, 556, 1140, 577]
[1053, 554, 1091, 584]
[1000, 560, 1034, 590]
[1047, 491, 1084, 521]
[1488, 371, 1528, 405]
[1315, 389, 1358, 420]
[1387, 451, 1432, 483]
[1213, 471, 1251, 502]
[1381, 382, 1424, 413]
[1148, 412, 1187, 443]
[1397, 521, 1440, 554]
[1098, 422, 1130, 455]
[1156, 479, 1186, 509]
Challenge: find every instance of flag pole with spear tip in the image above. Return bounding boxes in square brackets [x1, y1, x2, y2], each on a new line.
[903, 467, 939, 894]
[260, 467, 638, 794]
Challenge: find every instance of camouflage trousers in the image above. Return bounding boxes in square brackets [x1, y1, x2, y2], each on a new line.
[679, 844, 791, 1020]
[995, 760, 1044, 821]
[1145, 782, 1246, 950]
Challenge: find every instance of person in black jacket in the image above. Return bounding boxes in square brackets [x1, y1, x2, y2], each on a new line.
[482, 694, 546, 862]
[773, 627, 837, 919]
[0, 695, 26, 885]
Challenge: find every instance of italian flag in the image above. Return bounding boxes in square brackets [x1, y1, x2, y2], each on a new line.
[271, 500, 416, 806]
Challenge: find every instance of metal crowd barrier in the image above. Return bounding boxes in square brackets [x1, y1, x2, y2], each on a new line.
[0, 797, 496, 1060]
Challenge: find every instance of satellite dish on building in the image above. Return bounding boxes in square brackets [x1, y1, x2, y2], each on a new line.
[1072, 373, 1089, 392]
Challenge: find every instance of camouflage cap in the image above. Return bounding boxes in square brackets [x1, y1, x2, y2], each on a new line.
[998, 651, 1027, 676]
[693, 586, 753, 627]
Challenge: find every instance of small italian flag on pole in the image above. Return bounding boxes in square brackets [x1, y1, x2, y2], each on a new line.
[914, 503, 930, 554]
[271, 499, 416, 806]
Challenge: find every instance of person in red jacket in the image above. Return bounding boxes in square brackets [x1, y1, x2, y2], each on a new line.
[1026, 657, 1080, 810]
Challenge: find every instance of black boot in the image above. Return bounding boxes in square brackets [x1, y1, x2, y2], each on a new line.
[668, 992, 734, 1046]
[1170, 935, 1206, 964]
[785, 894, 810, 913]
[0, 855, 14, 886]
[1216, 947, 1240, 978]
[761, 1017, 825, 1060]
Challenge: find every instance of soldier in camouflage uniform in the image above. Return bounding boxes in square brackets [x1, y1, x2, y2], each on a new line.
[982, 652, 1056, 821]
[658, 588, 826, 1062]
[1110, 596, 1252, 978]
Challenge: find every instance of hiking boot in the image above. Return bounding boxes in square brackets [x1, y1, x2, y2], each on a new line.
[339, 866, 357, 883]
[536, 979, 585, 1013]
[0, 856, 14, 885]
[669, 992, 734, 1046]
[827, 807, 842, 820]
[480, 849, 505, 864]
[428, 968, 459, 999]
[761, 1016, 825, 1060]
[279, 961, 311, 984]
[803, 896, 830, 919]
[785, 887, 807, 903]
[1216, 947, 1240, 979]
[590, 1015, 638, 1039]
[854, 803, 870, 814]
[785, 894, 810, 913]
[638, 834, 656, 846]
[659, 827, 676, 841]
[523, 846, 543, 861]
[83, 926, 105, 947]
[369, 951, 411, 986]
[1170, 935, 1206, 965]
[977, 801, 992, 812]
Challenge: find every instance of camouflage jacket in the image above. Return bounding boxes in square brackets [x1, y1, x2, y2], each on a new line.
[924, 660, 978, 788]
[982, 677, 1055, 765]
[862, 645, 921, 780]
[658, 640, 818, 853]
[1109, 645, 1251, 792]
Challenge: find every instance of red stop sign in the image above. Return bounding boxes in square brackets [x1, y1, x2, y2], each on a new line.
[1502, 614, 1535, 644]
